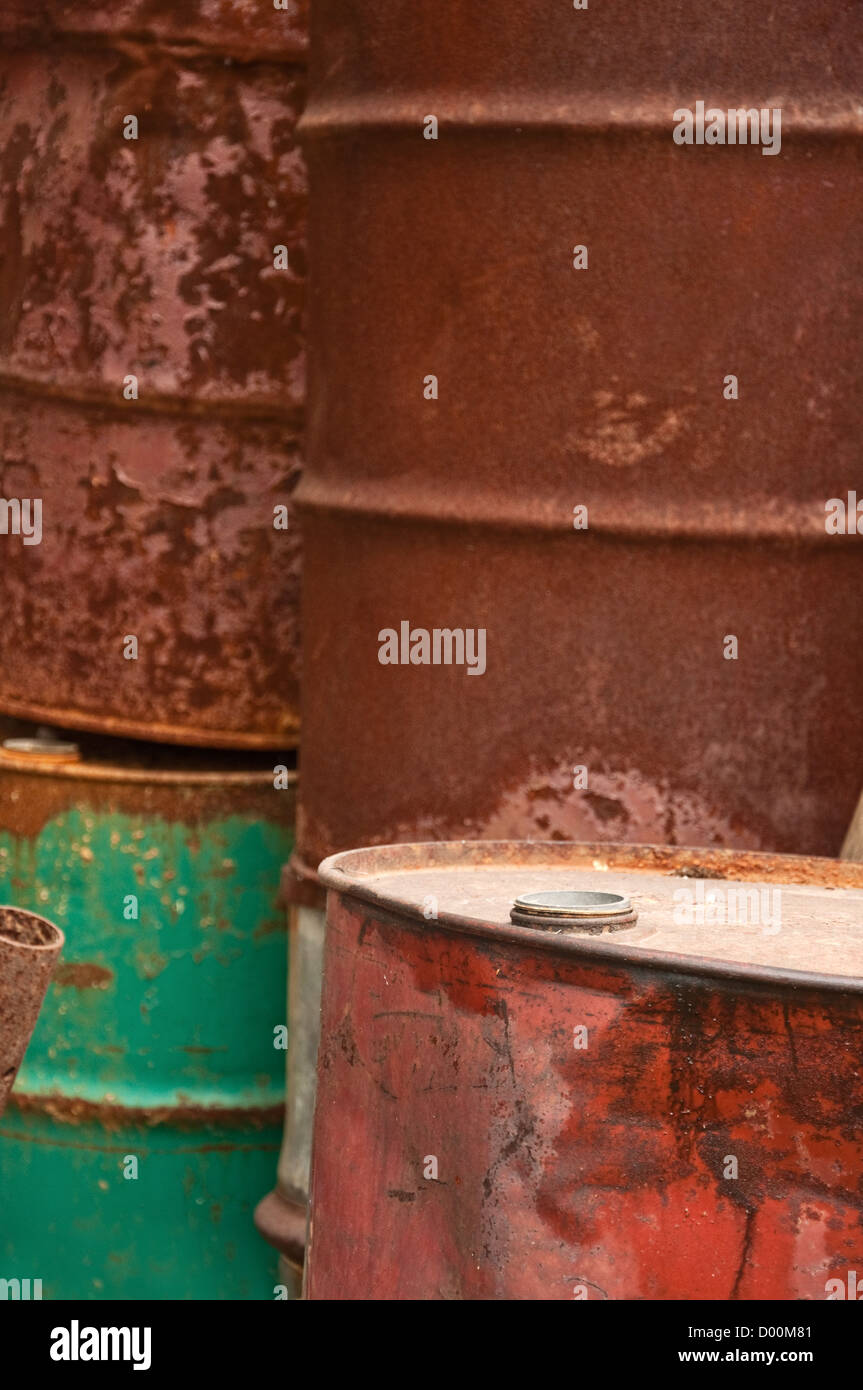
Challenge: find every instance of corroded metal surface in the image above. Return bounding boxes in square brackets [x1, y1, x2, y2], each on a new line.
[0, 9, 306, 746]
[0, 0, 308, 60]
[0, 729, 296, 1298]
[0, 906, 63, 1117]
[297, 0, 863, 858]
[307, 841, 863, 1300]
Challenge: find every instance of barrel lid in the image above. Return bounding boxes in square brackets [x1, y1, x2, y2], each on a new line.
[317, 841, 863, 992]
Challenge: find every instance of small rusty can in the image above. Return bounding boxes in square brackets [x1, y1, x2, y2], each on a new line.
[0, 5, 306, 747]
[0, 729, 295, 1300]
[0, 905, 63, 1118]
[307, 840, 863, 1301]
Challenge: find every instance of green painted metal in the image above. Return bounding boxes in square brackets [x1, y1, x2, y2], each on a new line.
[0, 748, 293, 1300]
[0, 1112, 282, 1300]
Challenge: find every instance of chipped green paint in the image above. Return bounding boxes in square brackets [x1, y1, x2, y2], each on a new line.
[0, 770, 293, 1301]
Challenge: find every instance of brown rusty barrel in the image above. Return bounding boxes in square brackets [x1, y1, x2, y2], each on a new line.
[0, 1, 307, 747]
[307, 840, 863, 1301]
[296, 0, 863, 859]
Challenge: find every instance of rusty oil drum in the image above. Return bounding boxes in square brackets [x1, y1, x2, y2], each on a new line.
[296, 0, 863, 860]
[307, 840, 863, 1301]
[0, 730, 295, 1299]
[0, 1, 307, 748]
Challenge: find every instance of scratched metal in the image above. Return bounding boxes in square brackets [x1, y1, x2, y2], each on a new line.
[296, 0, 863, 859]
[0, 732, 296, 1299]
[0, 906, 63, 1118]
[0, 7, 306, 746]
[306, 840, 863, 1301]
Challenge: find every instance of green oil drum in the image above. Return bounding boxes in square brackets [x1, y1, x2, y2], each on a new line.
[0, 733, 295, 1300]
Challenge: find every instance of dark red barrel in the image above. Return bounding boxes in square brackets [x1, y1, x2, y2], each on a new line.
[0, 2, 307, 747]
[296, 0, 863, 859]
[308, 841, 863, 1301]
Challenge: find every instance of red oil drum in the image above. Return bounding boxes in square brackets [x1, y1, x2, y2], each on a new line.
[307, 841, 863, 1301]
[0, 3, 307, 747]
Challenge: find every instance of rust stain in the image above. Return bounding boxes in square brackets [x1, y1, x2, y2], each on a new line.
[8, 1091, 284, 1132]
[253, 915, 288, 939]
[52, 961, 113, 990]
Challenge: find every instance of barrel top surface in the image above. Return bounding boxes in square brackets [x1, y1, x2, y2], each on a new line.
[318, 841, 863, 990]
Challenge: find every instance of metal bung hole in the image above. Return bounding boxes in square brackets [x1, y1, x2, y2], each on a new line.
[510, 889, 637, 934]
[513, 890, 632, 918]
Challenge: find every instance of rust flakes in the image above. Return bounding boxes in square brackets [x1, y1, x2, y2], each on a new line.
[52, 961, 113, 990]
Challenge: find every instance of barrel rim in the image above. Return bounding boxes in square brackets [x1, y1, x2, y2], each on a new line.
[317, 839, 863, 995]
[0, 696, 300, 754]
[0, 752, 298, 788]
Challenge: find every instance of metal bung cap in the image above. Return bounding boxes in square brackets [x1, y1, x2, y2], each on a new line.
[511, 888, 637, 934]
[1, 736, 81, 764]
